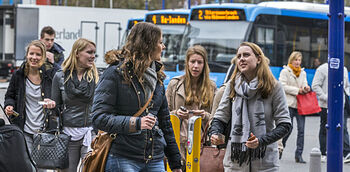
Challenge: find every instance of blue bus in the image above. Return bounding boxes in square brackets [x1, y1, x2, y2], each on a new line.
[144, 9, 190, 86]
[121, 17, 145, 46]
[172, 1, 350, 87]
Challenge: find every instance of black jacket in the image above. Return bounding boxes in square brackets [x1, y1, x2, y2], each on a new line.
[92, 61, 182, 170]
[4, 62, 59, 130]
[51, 70, 94, 127]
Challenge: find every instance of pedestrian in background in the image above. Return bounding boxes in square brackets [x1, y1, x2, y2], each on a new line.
[92, 22, 182, 172]
[312, 62, 350, 162]
[166, 45, 216, 169]
[40, 26, 65, 66]
[4, 40, 57, 171]
[279, 51, 310, 163]
[209, 42, 291, 171]
[51, 38, 99, 172]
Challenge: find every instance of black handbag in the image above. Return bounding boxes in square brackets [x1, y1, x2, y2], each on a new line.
[31, 110, 71, 169]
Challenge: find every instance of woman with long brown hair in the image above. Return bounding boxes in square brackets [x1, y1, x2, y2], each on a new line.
[92, 22, 182, 172]
[209, 42, 291, 171]
[166, 45, 216, 168]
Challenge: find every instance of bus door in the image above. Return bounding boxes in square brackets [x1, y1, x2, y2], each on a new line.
[103, 22, 121, 53]
[80, 21, 98, 56]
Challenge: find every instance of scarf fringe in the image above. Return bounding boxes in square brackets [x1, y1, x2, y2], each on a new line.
[231, 142, 267, 166]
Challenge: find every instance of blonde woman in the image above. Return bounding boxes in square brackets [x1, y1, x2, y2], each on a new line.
[51, 38, 99, 172]
[4, 40, 57, 165]
[210, 42, 291, 171]
[279, 51, 310, 163]
[166, 45, 217, 168]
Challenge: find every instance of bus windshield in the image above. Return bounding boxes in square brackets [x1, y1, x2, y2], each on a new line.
[179, 21, 251, 72]
[158, 25, 186, 71]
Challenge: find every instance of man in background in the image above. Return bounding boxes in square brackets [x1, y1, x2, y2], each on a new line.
[40, 26, 65, 66]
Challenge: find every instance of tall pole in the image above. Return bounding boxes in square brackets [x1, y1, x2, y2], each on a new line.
[188, 0, 191, 9]
[162, 0, 165, 9]
[145, 0, 148, 10]
[328, 0, 344, 171]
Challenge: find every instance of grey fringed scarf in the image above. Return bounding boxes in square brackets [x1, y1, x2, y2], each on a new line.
[230, 76, 266, 166]
[142, 61, 157, 100]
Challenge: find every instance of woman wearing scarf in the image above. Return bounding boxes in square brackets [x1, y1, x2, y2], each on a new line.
[209, 42, 291, 171]
[51, 38, 99, 172]
[279, 51, 310, 163]
[92, 22, 182, 171]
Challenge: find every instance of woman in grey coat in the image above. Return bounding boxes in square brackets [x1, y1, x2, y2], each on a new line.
[209, 42, 291, 172]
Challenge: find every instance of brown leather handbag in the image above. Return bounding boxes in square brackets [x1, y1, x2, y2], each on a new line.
[200, 123, 225, 172]
[82, 94, 153, 172]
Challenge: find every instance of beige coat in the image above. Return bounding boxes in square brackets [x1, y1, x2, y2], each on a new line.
[279, 65, 308, 108]
[165, 75, 216, 161]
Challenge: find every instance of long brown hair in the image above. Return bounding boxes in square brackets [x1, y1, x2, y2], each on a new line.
[184, 45, 213, 107]
[62, 38, 99, 84]
[119, 22, 165, 84]
[24, 40, 47, 76]
[229, 42, 276, 99]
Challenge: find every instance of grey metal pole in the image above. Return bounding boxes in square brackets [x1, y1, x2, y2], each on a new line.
[92, 0, 95, 8]
[309, 148, 322, 172]
[110, 0, 113, 8]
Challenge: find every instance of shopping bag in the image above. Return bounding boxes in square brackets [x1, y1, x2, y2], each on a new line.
[296, 91, 321, 115]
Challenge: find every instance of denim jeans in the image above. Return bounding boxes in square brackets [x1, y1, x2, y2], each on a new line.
[319, 108, 350, 156]
[282, 107, 305, 157]
[105, 153, 166, 172]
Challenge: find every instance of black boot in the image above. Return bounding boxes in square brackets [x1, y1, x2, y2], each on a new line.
[295, 155, 306, 163]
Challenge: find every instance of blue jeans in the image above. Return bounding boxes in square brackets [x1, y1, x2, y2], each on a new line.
[282, 107, 305, 157]
[105, 153, 166, 172]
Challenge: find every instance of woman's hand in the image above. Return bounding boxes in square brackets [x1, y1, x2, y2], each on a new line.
[303, 86, 311, 93]
[140, 115, 156, 130]
[5, 105, 14, 116]
[298, 87, 304, 94]
[192, 109, 205, 118]
[211, 134, 225, 145]
[177, 108, 189, 119]
[43, 98, 56, 109]
[246, 133, 259, 149]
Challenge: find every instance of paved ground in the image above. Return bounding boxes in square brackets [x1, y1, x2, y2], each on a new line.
[280, 116, 350, 172]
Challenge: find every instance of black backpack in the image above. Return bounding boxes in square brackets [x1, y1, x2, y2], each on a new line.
[0, 105, 37, 172]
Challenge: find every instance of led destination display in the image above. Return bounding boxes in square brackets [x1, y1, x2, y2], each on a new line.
[191, 8, 246, 21]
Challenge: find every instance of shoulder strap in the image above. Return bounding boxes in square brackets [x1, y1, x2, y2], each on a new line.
[133, 93, 153, 117]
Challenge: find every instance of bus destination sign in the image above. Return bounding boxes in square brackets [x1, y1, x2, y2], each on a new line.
[146, 14, 188, 25]
[191, 8, 246, 21]
[127, 19, 144, 30]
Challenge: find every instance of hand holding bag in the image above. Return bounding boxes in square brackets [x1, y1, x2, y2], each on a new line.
[296, 91, 321, 115]
[200, 123, 225, 172]
[31, 109, 71, 169]
[82, 93, 153, 172]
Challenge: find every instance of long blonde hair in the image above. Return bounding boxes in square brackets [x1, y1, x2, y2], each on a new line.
[120, 22, 165, 84]
[184, 45, 213, 107]
[24, 40, 47, 76]
[230, 42, 276, 99]
[62, 38, 99, 84]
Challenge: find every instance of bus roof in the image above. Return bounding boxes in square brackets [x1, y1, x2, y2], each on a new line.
[189, 2, 350, 22]
[145, 9, 190, 15]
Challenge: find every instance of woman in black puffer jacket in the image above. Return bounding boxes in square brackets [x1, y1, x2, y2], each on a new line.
[92, 22, 182, 172]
